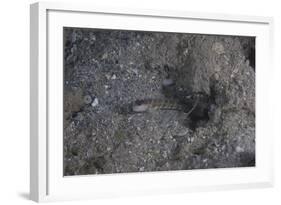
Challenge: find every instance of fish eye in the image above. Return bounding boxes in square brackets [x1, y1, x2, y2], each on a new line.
[135, 100, 143, 105]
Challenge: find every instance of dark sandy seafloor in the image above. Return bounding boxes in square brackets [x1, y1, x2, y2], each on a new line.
[63, 27, 255, 176]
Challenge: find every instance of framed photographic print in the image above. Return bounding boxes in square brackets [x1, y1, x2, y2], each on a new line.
[30, 2, 274, 202]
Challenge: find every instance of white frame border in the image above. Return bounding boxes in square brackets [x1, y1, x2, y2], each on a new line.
[30, 1, 274, 202]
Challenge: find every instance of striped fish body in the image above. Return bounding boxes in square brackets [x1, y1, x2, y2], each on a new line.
[132, 99, 185, 113]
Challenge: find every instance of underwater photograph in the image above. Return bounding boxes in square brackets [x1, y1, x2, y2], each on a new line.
[63, 27, 255, 176]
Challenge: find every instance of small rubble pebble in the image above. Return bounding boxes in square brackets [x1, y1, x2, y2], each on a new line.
[162, 78, 174, 86]
[91, 98, 99, 107]
[111, 74, 117, 80]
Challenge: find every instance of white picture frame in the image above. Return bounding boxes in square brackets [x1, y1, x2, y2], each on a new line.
[30, 1, 274, 202]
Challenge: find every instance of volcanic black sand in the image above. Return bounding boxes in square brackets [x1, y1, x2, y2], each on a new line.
[63, 27, 255, 176]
